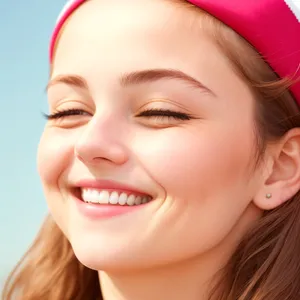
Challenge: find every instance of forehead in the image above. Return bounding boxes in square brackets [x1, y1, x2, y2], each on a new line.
[52, 0, 243, 97]
[55, 0, 198, 44]
[54, 1, 213, 63]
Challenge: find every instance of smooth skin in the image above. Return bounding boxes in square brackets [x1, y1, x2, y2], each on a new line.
[38, 0, 300, 299]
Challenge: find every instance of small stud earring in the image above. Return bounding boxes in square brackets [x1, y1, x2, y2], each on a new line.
[266, 193, 272, 199]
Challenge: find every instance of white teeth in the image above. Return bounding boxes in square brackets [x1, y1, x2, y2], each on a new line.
[118, 193, 128, 206]
[135, 196, 142, 205]
[99, 191, 109, 204]
[91, 190, 99, 203]
[81, 189, 151, 206]
[127, 195, 136, 206]
[109, 192, 119, 205]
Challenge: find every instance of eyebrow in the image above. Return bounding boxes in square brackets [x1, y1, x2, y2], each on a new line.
[46, 74, 89, 91]
[46, 68, 214, 95]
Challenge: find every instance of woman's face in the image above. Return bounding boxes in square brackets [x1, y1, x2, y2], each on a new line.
[38, 0, 263, 271]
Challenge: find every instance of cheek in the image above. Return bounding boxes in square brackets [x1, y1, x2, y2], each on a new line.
[135, 125, 254, 199]
[37, 128, 77, 235]
[131, 124, 256, 251]
[37, 128, 76, 186]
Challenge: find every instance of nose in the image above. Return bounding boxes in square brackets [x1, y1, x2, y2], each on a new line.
[74, 111, 129, 166]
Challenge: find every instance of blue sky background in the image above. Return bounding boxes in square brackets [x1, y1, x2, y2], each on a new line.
[0, 0, 64, 289]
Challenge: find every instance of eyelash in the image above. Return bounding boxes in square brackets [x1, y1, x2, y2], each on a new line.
[44, 108, 192, 121]
[43, 109, 88, 120]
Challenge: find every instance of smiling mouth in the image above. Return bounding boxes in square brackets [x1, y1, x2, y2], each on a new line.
[73, 188, 152, 206]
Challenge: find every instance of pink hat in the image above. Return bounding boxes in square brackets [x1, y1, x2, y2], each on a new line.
[49, 0, 300, 105]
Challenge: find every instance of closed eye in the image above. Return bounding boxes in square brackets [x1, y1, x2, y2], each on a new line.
[43, 108, 196, 130]
[43, 109, 90, 120]
[136, 108, 193, 120]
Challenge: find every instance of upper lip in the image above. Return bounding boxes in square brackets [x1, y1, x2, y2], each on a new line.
[74, 179, 152, 197]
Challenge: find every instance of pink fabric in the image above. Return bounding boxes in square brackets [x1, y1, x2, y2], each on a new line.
[189, 0, 300, 104]
[49, 0, 86, 62]
[49, 0, 300, 104]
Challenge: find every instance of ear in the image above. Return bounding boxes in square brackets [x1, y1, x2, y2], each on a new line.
[253, 128, 300, 210]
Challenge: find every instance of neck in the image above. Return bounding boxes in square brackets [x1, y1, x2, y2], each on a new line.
[99, 205, 261, 300]
[99, 242, 233, 300]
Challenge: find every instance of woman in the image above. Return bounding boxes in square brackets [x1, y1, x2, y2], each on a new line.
[3, 0, 300, 299]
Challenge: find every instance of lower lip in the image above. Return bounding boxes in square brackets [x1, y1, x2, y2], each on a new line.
[74, 196, 148, 219]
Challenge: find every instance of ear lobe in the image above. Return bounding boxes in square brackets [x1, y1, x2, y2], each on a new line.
[253, 128, 300, 211]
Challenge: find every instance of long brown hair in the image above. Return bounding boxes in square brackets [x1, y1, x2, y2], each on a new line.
[2, 2, 300, 299]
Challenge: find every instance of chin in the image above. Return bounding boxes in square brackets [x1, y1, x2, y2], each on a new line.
[69, 235, 145, 272]
[73, 248, 116, 271]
